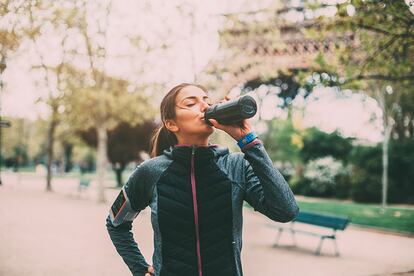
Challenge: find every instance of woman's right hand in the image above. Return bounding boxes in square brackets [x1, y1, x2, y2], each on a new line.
[145, 266, 154, 276]
[209, 95, 254, 141]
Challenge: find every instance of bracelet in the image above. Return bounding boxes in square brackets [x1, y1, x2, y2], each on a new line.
[237, 132, 258, 149]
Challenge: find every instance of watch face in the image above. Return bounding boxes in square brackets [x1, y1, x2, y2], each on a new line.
[111, 190, 126, 218]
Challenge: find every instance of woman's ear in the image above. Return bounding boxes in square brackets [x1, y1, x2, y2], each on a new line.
[164, 119, 179, 133]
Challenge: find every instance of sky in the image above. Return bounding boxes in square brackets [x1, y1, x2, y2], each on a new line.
[300, 87, 383, 143]
[1, 0, 384, 143]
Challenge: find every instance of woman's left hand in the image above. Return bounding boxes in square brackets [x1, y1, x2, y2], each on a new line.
[208, 96, 254, 141]
[145, 266, 154, 276]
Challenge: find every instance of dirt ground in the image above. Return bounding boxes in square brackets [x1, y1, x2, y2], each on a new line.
[1, 172, 413, 276]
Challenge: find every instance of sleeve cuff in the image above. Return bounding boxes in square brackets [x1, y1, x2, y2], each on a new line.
[241, 139, 262, 152]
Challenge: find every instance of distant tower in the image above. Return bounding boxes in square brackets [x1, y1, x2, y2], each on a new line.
[207, 0, 354, 93]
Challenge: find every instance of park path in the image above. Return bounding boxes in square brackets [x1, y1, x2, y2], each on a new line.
[1, 172, 413, 276]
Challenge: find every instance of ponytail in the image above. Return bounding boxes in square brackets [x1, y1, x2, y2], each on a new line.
[150, 125, 178, 158]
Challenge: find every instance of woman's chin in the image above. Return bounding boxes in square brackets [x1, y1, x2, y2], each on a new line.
[200, 125, 214, 136]
[206, 125, 215, 133]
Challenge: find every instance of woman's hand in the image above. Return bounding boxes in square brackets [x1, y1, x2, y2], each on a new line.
[208, 96, 254, 141]
[145, 266, 154, 276]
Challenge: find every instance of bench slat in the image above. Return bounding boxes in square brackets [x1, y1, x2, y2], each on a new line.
[295, 211, 350, 230]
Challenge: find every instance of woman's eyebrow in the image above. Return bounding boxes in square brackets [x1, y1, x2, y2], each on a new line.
[180, 96, 209, 103]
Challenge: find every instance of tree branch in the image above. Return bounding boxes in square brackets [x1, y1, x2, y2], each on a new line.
[360, 35, 399, 75]
[353, 22, 414, 39]
[345, 74, 414, 83]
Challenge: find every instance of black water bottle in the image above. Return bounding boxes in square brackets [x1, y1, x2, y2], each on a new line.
[204, 95, 257, 126]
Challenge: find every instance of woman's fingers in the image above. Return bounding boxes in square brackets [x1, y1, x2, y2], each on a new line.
[218, 95, 232, 104]
[209, 119, 249, 141]
[208, 119, 227, 131]
[145, 266, 154, 276]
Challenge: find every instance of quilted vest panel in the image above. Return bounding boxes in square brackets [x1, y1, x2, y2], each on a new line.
[157, 147, 236, 276]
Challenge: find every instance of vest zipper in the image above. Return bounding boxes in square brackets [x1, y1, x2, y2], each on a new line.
[191, 146, 203, 276]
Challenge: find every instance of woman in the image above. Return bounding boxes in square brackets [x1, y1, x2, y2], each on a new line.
[106, 83, 299, 276]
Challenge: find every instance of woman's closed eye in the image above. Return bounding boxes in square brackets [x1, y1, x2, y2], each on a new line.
[185, 101, 210, 107]
[180, 98, 212, 108]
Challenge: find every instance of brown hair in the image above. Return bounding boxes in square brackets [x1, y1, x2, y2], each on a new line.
[149, 83, 208, 157]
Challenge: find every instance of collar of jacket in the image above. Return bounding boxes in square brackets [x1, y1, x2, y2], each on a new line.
[163, 144, 229, 163]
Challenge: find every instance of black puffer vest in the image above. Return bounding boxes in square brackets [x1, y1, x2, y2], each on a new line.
[157, 145, 236, 276]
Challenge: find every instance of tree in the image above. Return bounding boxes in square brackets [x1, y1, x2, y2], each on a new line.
[64, 66, 154, 201]
[52, 0, 162, 202]
[0, 0, 35, 71]
[263, 118, 303, 167]
[301, 127, 354, 163]
[240, 70, 340, 179]
[79, 121, 157, 187]
[308, 0, 414, 208]
[23, 0, 86, 191]
[1, 0, 41, 185]
[1, 118, 30, 170]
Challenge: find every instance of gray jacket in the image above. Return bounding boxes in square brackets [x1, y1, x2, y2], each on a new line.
[106, 140, 299, 276]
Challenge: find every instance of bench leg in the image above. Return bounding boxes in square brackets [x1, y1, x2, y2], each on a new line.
[289, 228, 297, 247]
[273, 228, 283, 247]
[315, 237, 340, 256]
[315, 237, 325, 255]
[333, 238, 340, 256]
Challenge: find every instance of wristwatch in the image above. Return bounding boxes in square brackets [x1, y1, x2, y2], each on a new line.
[237, 132, 258, 149]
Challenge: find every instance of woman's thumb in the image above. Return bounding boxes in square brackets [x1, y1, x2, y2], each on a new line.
[209, 119, 218, 126]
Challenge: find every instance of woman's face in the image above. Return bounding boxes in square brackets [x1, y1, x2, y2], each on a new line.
[167, 85, 214, 138]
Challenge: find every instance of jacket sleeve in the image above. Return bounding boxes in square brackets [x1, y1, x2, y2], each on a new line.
[242, 140, 299, 222]
[106, 162, 154, 276]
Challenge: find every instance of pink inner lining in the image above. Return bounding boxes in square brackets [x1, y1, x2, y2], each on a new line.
[191, 153, 203, 276]
[242, 139, 261, 151]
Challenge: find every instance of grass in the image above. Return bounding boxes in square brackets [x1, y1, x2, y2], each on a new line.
[296, 198, 414, 234]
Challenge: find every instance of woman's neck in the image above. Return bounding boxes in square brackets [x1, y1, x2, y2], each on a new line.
[176, 135, 209, 146]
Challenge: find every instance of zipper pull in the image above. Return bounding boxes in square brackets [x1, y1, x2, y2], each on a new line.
[192, 145, 196, 156]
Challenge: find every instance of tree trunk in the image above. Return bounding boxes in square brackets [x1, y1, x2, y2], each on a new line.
[46, 109, 58, 192]
[382, 124, 392, 209]
[63, 142, 73, 172]
[96, 123, 108, 203]
[377, 86, 393, 209]
[408, 114, 414, 139]
[113, 162, 126, 188]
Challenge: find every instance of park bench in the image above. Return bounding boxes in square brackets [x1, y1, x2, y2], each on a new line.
[268, 211, 350, 256]
[78, 176, 90, 194]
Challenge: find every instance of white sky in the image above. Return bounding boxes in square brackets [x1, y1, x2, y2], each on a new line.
[300, 87, 383, 143]
[1, 0, 384, 143]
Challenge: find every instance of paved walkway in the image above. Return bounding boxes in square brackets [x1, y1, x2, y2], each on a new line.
[1, 172, 413, 276]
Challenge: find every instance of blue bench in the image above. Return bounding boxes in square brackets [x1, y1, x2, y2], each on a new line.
[78, 177, 90, 193]
[268, 211, 350, 256]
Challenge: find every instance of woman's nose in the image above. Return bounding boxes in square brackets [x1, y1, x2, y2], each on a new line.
[200, 101, 210, 113]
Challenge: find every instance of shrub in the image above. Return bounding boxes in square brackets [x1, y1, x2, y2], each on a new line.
[296, 157, 348, 198]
